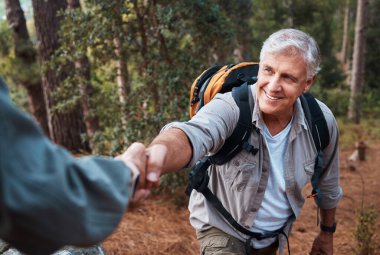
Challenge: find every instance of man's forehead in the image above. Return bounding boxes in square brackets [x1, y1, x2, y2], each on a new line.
[260, 53, 308, 78]
[260, 52, 306, 66]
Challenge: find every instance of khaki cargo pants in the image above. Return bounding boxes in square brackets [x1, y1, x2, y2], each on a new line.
[197, 227, 278, 255]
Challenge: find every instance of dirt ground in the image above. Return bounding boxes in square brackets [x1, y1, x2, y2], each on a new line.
[103, 143, 380, 255]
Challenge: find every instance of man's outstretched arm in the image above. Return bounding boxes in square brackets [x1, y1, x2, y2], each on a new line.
[145, 128, 193, 186]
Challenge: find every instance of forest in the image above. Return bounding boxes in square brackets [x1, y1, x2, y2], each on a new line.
[1, 0, 380, 254]
[1, 0, 379, 155]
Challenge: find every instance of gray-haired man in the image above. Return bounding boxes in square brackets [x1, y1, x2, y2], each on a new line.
[145, 28, 342, 255]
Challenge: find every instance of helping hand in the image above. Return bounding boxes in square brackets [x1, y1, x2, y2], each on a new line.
[144, 144, 168, 189]
[116, 142, 150, 200]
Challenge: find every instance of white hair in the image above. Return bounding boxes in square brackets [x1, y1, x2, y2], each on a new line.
[260, 28, 321, 79]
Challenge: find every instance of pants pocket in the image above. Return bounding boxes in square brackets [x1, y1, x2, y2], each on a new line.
[198, 228, 245, 255]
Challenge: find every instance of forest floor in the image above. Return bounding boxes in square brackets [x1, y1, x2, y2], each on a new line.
[103, 142, 380, 255]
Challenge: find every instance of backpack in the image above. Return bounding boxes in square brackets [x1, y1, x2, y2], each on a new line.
[190, 62, 259, 118]
[186, 62, 330, 242]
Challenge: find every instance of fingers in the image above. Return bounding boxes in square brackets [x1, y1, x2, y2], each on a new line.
[145, 144, 168, 189]
[131, 189, 151, 203]
[116, 142, 169, 202]
[117, 142, 148, 188]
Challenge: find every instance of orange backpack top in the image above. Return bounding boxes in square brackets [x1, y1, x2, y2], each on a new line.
[189, 62, 259, 118]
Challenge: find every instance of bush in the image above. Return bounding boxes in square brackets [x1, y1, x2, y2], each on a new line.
[154, 169, 190, 208]
[310, 86, 350, 118]
[338, 118, 380, 149]
[354, 205, 379, 255]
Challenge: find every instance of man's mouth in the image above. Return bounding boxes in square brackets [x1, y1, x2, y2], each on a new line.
[264, 91, 282, 100]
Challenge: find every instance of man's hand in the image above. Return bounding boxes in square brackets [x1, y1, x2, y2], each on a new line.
[310, 231, 333, 255]
[144, 128, 192, 189]
[145, 144, 168, 189]
[116, 142, 150, 200]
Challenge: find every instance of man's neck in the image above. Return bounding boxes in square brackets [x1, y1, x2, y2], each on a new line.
[262, 110, 294, 136]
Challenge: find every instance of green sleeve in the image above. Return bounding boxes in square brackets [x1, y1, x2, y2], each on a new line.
[0, 78, 132, 255]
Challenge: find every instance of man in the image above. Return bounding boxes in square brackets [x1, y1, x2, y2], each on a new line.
[144, 28, 342, 254]
[0, 77, 149, 255]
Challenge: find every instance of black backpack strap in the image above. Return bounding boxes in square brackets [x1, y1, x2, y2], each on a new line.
[300, 92, 330, 151]
[185, 157, 211, 196]
[202, 186, 285, 239]
[300, 92, 330, 205]
[210, 83, 257, 165]
[186, 83, 256, 193]
[187, 158, 286, 240]
[187, 83, 255, 196]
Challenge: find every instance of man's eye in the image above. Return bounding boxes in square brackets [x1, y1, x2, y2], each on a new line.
[284, 75, 296, 82]
[264, 68, 272, 74]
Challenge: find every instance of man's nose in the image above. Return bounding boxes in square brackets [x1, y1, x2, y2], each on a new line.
[267, 75, 281, 91]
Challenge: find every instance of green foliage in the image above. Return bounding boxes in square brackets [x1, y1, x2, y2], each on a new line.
[354, 205, 379, 255]
[51, 0, 244, 156]
[310, 85, 351, 118]
[0, 22, 12, 58]
[338, 117, 380, 149]
[156, 170, 190, 194]
[154, 170, 190, 207]
[0, 21, 32, 111]
[362, 88, 380, 119]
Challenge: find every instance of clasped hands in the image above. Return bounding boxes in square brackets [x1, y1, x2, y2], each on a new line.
[116, 142, 167, 202]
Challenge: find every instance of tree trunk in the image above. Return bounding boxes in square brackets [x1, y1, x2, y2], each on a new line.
[348, 0, 369, 123]
[132, 0, 149, 73]
[112, 1, 131, 131]
[4, 0, 50, 136]
[32, 0, 90, 152]
[340, 0, 350, 66]
[232, 1, 253, 62]
[113, 37, 130, 109]
[67, 0, 100, 150]
[151, 0, 172, 65]
[149, 0, 170, 113]
[286, 0, 295, 27]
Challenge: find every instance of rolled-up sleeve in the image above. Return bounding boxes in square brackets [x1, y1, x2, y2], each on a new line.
[316, 101, 343, 209]
[162, 93, 240, 167]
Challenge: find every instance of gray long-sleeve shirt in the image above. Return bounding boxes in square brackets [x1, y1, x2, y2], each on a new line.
[165, 84, 343, 253]
[0, 78, 133, 255]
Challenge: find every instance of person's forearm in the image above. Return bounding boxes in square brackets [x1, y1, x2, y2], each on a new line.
[320, 207, 336, 227]
[148, 128, 192, 173]
[310, 207, 336, 254]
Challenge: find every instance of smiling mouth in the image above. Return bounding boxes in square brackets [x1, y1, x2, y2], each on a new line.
[264, 91, 282, 100]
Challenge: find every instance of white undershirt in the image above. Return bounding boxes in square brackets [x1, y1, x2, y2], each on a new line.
[250, 120, 293, 248]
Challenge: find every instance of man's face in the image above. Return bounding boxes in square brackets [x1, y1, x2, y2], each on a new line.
[256, 52, 315, 120]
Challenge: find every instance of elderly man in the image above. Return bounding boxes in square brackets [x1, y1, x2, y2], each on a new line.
[145, 28, 342, 255]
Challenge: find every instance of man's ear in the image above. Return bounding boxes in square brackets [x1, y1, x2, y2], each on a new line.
[304, 75, 316, 93]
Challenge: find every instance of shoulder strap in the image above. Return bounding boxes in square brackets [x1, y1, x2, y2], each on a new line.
[300, 92, 329, 151]
[187, 83, 256, 196]
[300, 92, 330, 204]
[210, 83, 258, 165]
